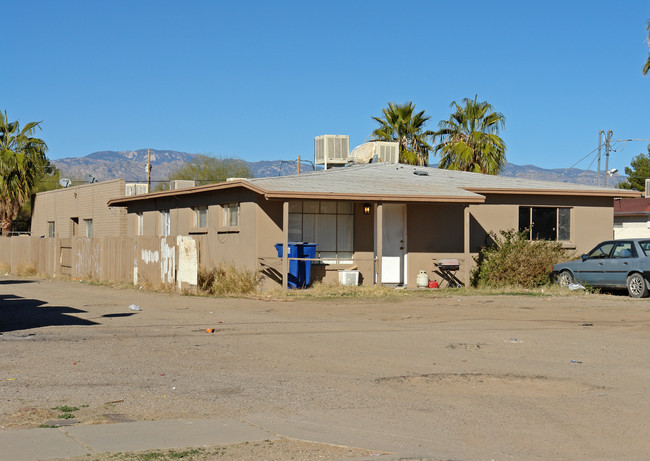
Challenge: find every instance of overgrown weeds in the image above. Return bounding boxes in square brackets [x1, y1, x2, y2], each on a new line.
[0, 261, 9, 274]
[107, 447, 214, 460]
[15, 262, 37, 276]
[472, 229, 575, 288]
[267, 282, 398, 299]
[197, 264, 260, 296]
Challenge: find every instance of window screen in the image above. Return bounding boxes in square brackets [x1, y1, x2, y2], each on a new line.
[289, 200, 354, 262]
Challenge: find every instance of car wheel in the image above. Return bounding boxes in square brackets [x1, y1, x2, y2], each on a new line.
[557, 270, 573, 287]
[626, 273, 649, 298]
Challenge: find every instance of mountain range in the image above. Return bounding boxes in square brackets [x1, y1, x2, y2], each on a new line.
[51, 148, 626, 187]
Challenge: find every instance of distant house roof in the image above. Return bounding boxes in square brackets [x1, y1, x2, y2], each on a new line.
[107, 163, 640, 207]
[614, 197, 650, 216]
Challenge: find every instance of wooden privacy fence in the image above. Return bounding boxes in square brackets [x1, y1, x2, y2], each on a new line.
[0, 236, 198, 291]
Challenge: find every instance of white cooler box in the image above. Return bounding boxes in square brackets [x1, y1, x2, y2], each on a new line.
[338, 270, 360, 286]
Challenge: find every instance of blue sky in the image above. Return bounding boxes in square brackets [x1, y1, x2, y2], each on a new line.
[4, 0, 649, 174]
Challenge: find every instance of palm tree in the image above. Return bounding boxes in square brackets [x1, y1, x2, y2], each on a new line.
[434, 95, 506, 175]
[643, 21, 650, 75]
[0, 111, 48, 235]
[371, 101, 434, 166]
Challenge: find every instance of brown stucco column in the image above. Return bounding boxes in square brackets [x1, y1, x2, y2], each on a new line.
[282, 200, 289, 290]
[375, 202, 383, 285]
[464, 204, 470, 286]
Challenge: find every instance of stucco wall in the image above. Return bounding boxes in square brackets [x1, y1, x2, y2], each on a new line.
[470, 194, 614, 255]
[406, 203, 465, 287]
[127, 189, 262, 276]
[117, 189, 617, 289]
[403, 195, 615, 287]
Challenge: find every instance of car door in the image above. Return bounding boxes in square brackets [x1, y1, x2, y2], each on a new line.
[602, 241, 637, 286]
[574, 242, 615, 286]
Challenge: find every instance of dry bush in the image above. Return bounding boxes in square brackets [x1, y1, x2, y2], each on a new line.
[0, 262, 10, 274]
[472, 229, 574, 288]
[197, 264, 260, 296]
[15, 262, 37, 276]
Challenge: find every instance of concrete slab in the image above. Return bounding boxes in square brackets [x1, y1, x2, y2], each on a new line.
[0, 427, 89, 461]
[63, 418, 275, 453]
[245, 411, 467, 460]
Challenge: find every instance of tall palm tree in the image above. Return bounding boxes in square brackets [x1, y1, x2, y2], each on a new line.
[371, 101, 434, 166]
[0, 111, 48, 235]
[434, 95, 506, 175]
[643, 21, 650, 75]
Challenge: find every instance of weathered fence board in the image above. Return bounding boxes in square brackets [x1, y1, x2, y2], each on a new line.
[0, 236, 197, 291]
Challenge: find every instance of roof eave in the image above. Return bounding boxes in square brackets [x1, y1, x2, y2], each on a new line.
[107, 180, 263, 207]
[262, 191, 485, 203]
[466, 187, 642, 198]
[614, 211, 650, 216]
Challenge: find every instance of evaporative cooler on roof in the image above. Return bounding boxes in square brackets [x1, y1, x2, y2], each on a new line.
[314, 135, 350, 169]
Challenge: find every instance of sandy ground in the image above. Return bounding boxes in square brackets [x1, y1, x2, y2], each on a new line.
[2, 276, 650, 460]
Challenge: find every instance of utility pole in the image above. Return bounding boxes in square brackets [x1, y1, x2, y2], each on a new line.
[597, 130, 604, 187]
[604, 131, 613, 188]
[297, 155, 301, 175]
[146, 148, 152, 193]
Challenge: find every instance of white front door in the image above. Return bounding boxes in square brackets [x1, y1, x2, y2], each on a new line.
[380, 203, 407, 285]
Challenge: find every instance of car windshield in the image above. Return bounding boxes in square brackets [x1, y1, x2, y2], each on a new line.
[639, 240, 650, 257]
[587, 242, 614, 259]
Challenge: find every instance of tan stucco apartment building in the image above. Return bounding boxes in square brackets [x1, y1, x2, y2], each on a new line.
[107, 163, 639, 288]
[31, 179, 127, 238]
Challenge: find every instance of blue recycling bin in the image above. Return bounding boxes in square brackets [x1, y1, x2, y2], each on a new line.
[275, 242, 318, 288]
[301, 243, 318, 288]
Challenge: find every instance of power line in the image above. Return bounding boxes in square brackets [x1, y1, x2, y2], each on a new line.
[562, 145, 600, 171]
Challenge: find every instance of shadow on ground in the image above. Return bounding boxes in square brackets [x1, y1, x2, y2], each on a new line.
[0, 293, 98, 333]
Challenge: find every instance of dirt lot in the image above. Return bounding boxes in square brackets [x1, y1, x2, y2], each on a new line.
[2, 276, 650, 460]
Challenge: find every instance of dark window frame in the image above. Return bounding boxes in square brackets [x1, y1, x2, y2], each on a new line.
[519, 206, 571, 241]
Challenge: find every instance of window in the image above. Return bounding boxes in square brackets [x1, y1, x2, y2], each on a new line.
[136, 212, 143, 236]
[71, 217, 79, 236]
[193, 206, 208, 229]
[586, 242, 614, 259]
[289, 200, 353, 263]
[611, 241, 636, 259]
[519, 207, 571, 241]
[160, 210, 170, 237]
[639, 240, 650, 257]
[222, 203, 239, 228]
[47, 221, 55, 238]
[84, 219, 93, 238]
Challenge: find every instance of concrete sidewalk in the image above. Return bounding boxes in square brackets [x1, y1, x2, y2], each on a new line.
[0, 416, 429, 461]
[0, 418, 275, 461]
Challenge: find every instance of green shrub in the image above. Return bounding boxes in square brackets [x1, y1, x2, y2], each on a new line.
[197, 264, 260, 296]
[472, 229, 574, 288]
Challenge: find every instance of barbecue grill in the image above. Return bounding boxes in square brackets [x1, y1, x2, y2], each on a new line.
[434, 258, 463, 288]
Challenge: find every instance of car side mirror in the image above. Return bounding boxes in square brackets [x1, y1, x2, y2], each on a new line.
[581, 254, 587, 261]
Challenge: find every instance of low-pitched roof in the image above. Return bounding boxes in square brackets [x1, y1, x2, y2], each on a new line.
[107, 163, 640, 207]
